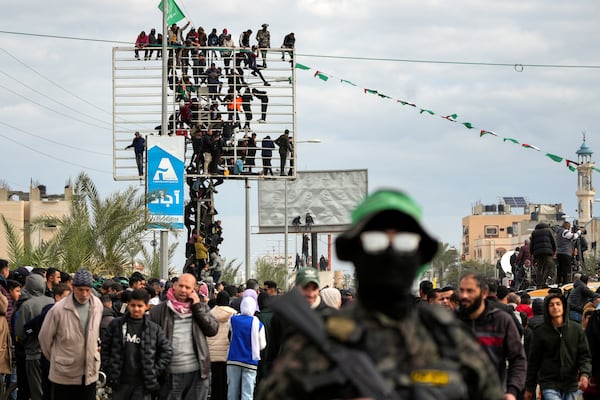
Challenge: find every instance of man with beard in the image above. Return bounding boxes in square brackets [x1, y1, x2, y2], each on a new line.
[458, 273, 527, 400]
[257, 189, 504, 400]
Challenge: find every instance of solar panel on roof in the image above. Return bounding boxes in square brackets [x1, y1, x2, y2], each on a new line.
[514, 196, 527, 207]
[503, 196, 527, 208]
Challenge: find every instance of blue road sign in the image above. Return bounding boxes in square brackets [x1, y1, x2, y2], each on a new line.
[147, 136, 185, 229]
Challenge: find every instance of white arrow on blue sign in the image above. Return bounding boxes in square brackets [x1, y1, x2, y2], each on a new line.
[146, 135, 185, 230]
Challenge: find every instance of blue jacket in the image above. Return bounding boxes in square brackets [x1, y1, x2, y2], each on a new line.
[228, 314, 263, 369]
[261, 137, 274, 158]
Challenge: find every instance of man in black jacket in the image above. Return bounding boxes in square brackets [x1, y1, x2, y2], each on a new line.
[149, 274, 218, 400]
[525, 293, 591, 399]
[101, 289, 172, 399]
[459, 273, 527, 400]
[529, 223, 557, 287]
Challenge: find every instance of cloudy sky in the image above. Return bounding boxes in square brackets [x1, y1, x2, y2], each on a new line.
[2, 0, 600, 275]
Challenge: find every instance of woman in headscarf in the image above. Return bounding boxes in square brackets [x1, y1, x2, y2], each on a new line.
[226, 297, 266, 400]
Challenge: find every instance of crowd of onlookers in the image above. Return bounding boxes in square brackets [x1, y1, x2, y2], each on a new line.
[0, 256, 355, 400]
[417, 270, 600, 399]
[129, 22, 298, 182]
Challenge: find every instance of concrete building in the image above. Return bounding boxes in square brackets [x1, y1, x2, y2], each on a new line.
[0, 184, 72, 260]
[462, 137, 598, 267]
[461, 199, 565, 264]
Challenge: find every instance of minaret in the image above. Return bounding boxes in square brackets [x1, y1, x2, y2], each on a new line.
[576, 134, 595, 225]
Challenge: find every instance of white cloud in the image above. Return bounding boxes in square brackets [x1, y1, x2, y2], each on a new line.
[1, 0, 599, 274]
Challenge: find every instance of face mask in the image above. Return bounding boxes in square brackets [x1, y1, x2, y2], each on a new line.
[354, 248, 422, 318]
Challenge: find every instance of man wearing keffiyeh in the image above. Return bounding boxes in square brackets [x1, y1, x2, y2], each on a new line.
[149, 273, 218, 400]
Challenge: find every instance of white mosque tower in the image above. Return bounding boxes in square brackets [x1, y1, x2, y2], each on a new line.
[576, 134, 595, 225]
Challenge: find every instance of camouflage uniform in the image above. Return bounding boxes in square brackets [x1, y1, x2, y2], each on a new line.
[257, 302, 504, 400]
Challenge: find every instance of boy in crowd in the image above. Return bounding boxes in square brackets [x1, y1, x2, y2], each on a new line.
[101, 289, 172, 400]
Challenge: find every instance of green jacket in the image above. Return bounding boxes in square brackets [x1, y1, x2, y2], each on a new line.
[526, 294, 592, 392]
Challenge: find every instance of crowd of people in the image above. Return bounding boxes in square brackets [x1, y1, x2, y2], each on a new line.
[131, 22, 297, 178]
[0, 256, 354, 400]
[498, 220, 590, 291]
[9, 185, 600, 400]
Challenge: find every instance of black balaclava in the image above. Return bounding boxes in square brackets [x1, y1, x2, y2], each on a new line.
[349, 211, 429, 319]
[354, 246, 423, 319]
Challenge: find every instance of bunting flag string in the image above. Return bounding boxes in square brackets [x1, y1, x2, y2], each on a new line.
[294, 62, 593, 174]
[522, 144, 541, 151]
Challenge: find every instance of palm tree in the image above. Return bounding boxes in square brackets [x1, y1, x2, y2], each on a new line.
[1, 215, 55, 267]
[220, 258, 243, 285]
[24, 172, 175, 275]
[256, 258, 287, 289]
[137, 241, 179, 278]
[429, 243, 458, 287]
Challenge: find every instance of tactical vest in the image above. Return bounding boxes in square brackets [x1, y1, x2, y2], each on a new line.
[321, 305, 469, 400]
[281, 303, 470, 399]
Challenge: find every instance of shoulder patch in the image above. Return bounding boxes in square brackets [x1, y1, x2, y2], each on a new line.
[326, 316, 358, 343]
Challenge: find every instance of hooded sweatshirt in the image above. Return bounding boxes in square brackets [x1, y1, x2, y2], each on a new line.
[525, 293, 592, 392]
[15, 274, 54, 359]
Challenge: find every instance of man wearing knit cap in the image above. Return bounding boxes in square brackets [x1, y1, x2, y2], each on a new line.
[258, 189, 504, 399]
[39, 268, 103, 400]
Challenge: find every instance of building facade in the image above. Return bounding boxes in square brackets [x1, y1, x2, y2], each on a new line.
[0, 184, 72, 261]
[462, 137, 598, 267]
[462, 199, 565, 265]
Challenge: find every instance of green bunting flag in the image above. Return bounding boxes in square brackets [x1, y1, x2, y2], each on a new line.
[545, 153, 563, 163]
[522, 143, 540, 151]
[158, 0, 186, 25]
[503, 138, 520, 144]
[480, 130, 498, 137]
[292, 63, 600, 177]
[314, 71, 329, 81]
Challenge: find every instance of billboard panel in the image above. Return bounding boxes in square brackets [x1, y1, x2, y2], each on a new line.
[257, 170, 368, 234]
[147, 135, 185, 229]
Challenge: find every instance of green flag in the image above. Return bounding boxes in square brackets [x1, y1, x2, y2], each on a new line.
[462, 122, 474, 129]
[503, 138, 519, 144]
[158, 0, 185, 25]
[545, 153, 563, 163]
[419, 109, 435, 115]
[340, 79, 357, 86]
[295, 63, 310, 70]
